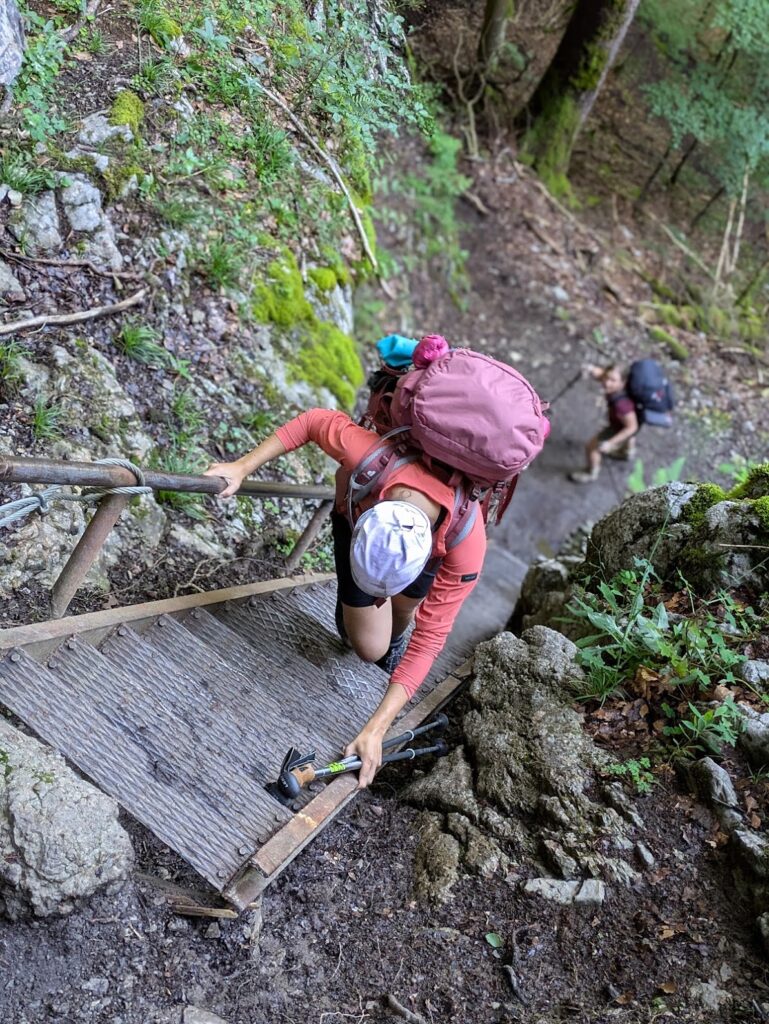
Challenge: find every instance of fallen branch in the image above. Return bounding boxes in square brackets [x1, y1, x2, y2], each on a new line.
[502, 964, 528, 1005]
[250, 80, 378, 273]
[461, 190, 491, 216]
[716, 543, 769, 550]
[642, 210, 715, 281]
[0, 248, 142, 280]
[0, 288, 147, 337]
[60, 0, 102, 42]
[384, 994, 427, 1024]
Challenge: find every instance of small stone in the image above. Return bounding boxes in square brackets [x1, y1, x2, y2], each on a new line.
[0, 183, 8, 201]
[758, 913, 769, 956]
[574, 879, 605, 907]
[635, 842, 655, 869]
[183, 1008, 229, 1024]
[689, 979, 732, 1012]
[742, 660, 769, 686]
[7, 188, 22, 207]
[523, 878, 580, 905]
[8, 191, 62, 254]
[205, 922, 221, 939]
[0, 259, 26, 302]
[552, 285, 569, 303]
[81, 976, 109, 996]
[733, 829, 769, 877]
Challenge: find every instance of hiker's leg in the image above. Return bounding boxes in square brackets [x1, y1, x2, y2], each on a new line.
[586, 433, 603, 474]
[342, 602, 393, 662]
[331, 509, 392, 662]
[391, 593, 422, 637]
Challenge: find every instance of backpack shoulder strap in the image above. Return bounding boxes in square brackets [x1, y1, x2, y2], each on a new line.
[346, 427, 418, 524]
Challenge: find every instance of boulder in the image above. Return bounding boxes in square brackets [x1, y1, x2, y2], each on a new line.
[0, 0, 24, 87]
[0, 718, 133, 919]
[8, 191, 62, 255]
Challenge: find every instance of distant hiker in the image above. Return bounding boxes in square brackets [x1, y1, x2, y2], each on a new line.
[206, 335, 548, 788]
[568, 363, 639, 484]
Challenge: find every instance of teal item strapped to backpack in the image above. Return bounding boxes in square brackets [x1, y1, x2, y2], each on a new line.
[376, 334, 418, 369]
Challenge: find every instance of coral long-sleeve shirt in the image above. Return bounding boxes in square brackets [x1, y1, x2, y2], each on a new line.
[276, 410, 486, 697]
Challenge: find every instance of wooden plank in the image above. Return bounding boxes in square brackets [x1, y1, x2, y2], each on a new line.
[227, 657, 476, 907]
[0, 572, 334, 651]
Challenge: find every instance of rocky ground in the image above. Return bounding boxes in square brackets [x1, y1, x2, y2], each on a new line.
[2, 3, 769, 1023]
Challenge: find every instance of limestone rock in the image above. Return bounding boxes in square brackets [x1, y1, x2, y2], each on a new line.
[689, 979, 733, 1012]
[402, 628, 636, 901]
[0, 0, 24, 87]
[0, 718, 133, 919]
[758, 912, 769, 956]
[412, 811, 460, 903]
[743, 660, 769, 686]
[737, 704, 769, 768]
[183, 1008, 229, 1024]
[0, 258, 25, 302]
[733, 830, 769, 879]
[586, 483, 696, 580]
[60, 173, 104, 232]
[684, 757, 741, 831]
[8, 191, 62, 254]
[77, 112, 133, 147]
[524, 878, 580, 904]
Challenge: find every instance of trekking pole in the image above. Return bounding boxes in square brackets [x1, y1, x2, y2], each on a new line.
[266, 713, 450, 806]
[546, 370, 583, 407]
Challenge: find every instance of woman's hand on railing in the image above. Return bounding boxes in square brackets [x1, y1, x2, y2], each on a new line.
[203, 461, 246, 499]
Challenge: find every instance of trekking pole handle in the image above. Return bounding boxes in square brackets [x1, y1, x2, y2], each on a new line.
[312, 739, 449, 780]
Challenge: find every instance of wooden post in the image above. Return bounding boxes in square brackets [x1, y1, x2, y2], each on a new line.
[50, 493, 131, 617]
[284, 500, 333, 574]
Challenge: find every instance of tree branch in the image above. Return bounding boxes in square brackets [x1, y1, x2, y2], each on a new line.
[0, 289, 147, 337]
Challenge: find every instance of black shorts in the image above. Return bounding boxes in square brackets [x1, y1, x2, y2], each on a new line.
[330, 510, 438, 608]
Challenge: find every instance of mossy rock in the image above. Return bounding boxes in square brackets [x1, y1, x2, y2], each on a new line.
[683, 483, 727, 527]
[307, 266, 338, 293]
[110, 91, 144, 136]
[252, 252, 314, 327]
[291, 322, 364, 409]
[649, 325, 688, 361]
[729, 464, 769, 501]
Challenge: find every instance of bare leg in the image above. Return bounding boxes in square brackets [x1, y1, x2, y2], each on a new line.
[341, 602, 392, 663]
[585, 435, 602, 474]
[390, 593, 422, 638]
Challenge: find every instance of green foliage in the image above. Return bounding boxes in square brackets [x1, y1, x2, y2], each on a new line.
[200, 238, 245, 290]
[117, 321, 168, 367]
[378, 131, 471, 304]
[0, 340, 25, 393]
[603, 756, 654, 794]
[0, 150, 57, 194]
[146, 446, 208, 520]
[728, 462, 769, 500]
[627, 456, 686, 494]
[32, 396, 64, 441]
[643, 0, 769, 198]
[170, 387, 205, 441]
[649, 325, 689, 360]
[682, 483, 726, 526]
[11, 7, 69, 145]
[567, 557, 760, 755]
[136, 0, 182, 46]
[132, 55, 177, 96]
[663, 700, 744, 755]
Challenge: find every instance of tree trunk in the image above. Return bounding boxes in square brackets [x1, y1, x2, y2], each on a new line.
[518, 0, 641, 196]
[477, 0, 514, 70]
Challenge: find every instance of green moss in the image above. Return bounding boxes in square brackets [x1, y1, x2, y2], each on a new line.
[653, 302, 694, 330]
[251, 253, 314, 326]
[292, 322, 364, 409]
[308, 266, 338, 293]
[520, 88, 579, 201]
[341, 133, 373, 205]
[110, 90, 145, 136]
[101, 160, 144, 201]
[753, 496, 769, 532]
[729, 464, 769, 500]
[678, 544, 724, 594]
[572, 43, 608, 92]
[683, 483, 726, 526]
[649, 325, 688, 360]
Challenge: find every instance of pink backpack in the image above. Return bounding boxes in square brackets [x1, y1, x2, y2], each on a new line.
[348, 341, 549, 551]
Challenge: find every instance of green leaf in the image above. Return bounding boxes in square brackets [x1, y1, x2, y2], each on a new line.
[485, 932, 504, 949]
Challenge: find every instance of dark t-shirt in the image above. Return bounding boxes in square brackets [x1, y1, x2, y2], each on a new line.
[607, 393, 636, 430]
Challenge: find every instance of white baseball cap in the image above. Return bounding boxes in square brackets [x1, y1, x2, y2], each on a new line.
[350, 500, 433, 598]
